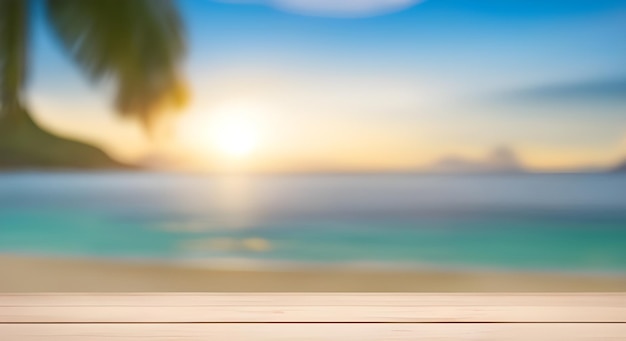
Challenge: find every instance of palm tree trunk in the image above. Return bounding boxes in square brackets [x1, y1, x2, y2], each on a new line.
[0, 0, 30, 129]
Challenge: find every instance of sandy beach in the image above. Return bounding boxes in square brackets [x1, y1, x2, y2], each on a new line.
[1, 255, 625, 292]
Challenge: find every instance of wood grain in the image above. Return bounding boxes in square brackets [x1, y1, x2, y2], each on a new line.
[2, 323, 626, 341]
[1, 294, 625, 323]
[1, 294, 624, 340]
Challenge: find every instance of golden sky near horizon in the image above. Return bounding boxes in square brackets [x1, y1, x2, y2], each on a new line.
[30, 86, 626, 173]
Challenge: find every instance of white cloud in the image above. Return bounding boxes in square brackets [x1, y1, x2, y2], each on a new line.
[216, 0, 424, 17]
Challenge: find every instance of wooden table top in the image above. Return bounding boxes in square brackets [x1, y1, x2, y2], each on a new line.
[1, 293, 625, 340]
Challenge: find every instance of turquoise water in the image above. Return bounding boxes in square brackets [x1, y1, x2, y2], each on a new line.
[1, 172, 625, 273]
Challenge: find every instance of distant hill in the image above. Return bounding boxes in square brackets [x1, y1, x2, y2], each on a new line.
[612, 160, 626, 173]
[430, 147, 527, 174]
[0, 109, 132, 170]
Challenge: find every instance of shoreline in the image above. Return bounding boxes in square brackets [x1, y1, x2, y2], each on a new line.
[2, 255, 625, 292]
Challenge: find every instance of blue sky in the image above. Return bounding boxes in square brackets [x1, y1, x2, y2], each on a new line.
[181, 0, 625, 87]
[27, 0, 626, 171]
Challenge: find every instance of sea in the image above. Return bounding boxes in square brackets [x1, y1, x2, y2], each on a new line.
[1, 172, 625, 274]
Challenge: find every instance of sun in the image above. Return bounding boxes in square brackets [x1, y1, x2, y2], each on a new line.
[212, 113, 259, 158]
[178, 102, 264, 161]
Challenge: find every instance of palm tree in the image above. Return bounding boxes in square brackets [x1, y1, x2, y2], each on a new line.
[0, 0, 187, 168]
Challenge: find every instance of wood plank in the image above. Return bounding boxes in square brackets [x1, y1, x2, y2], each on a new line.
[3, 293, 625, 307]
[2, 323, 626, 341]
[1, 294, 625, 323]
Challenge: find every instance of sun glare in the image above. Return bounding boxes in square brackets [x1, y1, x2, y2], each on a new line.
[212, 114, 258, 158]
[179, 103, 263, 161]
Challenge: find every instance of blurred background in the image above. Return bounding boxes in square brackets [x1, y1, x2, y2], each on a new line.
[0, 0, 625, 292]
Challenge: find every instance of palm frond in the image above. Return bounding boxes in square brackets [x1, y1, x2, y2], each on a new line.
[45, 0, 188, 129]
[0, 0, 29, 118]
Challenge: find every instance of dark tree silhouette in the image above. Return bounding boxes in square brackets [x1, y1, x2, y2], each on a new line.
[0, 0, 187, 168]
